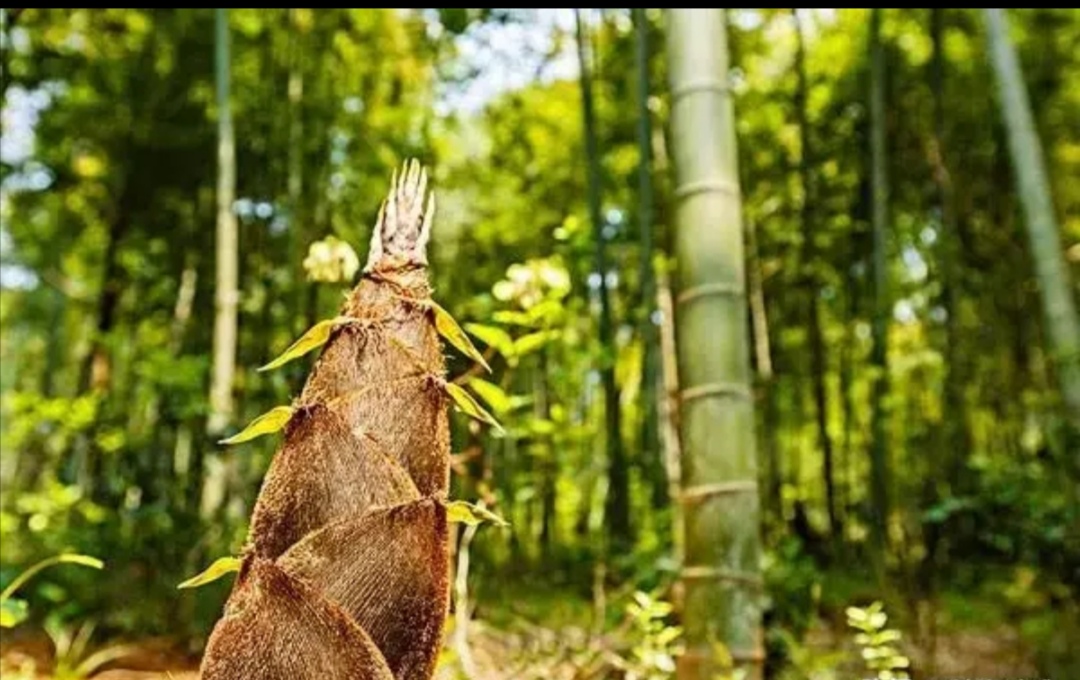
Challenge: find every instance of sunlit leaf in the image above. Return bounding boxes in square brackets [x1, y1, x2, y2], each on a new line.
[0, 553, 104, 603]
[219, 405, 294, 445]
[445, 500, 509, 527]
[464, 323, 514, 358]
[529, 418, 556, 436]
[513, 330, 558, 357]
[444, 383, 504, 434]
[466, 377, 512, 414]
[0, 599, 28, 628]
[431, 302, 491, 372]
[656, 626, 682, 646]
[177, 556, 241, 590]
[257, 317, 352, 372]
[58, 554, 103, 569]
[491, 310, 533, 327]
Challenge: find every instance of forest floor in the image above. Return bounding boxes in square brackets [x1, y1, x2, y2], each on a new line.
[0, 614, 1037, 680]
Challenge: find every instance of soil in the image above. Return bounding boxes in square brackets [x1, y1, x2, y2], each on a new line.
[1, 618, 1037, 680]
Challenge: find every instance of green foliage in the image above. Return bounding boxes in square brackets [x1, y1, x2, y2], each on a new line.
[771, 628, 847, 680]
[445, 500, 510, 527]
[44, 620, 139, 680]
[0, 553, 103, 628]
[763, 539, 824, 640]
[0, 598, 29, 629]
[622, 590, 683, 679]
[845, 602, 911, 680]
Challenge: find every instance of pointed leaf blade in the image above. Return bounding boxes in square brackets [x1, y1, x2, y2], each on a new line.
[491, 310, 533, 327]
[466, 377, 512, 415]
[0, 553, 105, 604]
[177, 556, 242, 590]
[445, 500, 510, 527]
[258, 317, 350, 372]
[445, 383, 504, 434]
[512, 330, 558, 357]
[219, 406, 294, 445]
[431, 302, 491, 373]
[54, 554, 104, 570]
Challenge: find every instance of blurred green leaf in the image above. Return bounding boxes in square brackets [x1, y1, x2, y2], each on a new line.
[513, 330, 558, 357]
[0, 553, 104, 603]
[491, 310, 533, 327]
[0, 598, 29, 628]
[467, 377, 512, 414]
[464, 323, 515, 358]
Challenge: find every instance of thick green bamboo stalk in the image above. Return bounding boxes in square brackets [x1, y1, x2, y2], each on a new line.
[984, 9, 1080, 438]
[665, 9, 763, 679]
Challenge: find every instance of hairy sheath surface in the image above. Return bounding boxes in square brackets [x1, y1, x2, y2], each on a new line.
[200, 161, 452, 680]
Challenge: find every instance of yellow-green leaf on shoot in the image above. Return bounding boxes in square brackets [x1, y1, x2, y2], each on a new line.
[219, 406, 294, 445]
[466, 377, 512, 415]
[258, 316, 352, 372]
[177, 556, 241, 590]
[0, 598, 28, 628]
[431, 302, 491, 373]
[445, 500, 510, 527]
[445, 383, 504, 434]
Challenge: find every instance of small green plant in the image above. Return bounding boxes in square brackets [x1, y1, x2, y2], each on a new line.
[845, 601, 911, 680]
[0, 553, 103, 628]
[772, 627, 846, 680]
[46, 620, 139, 680]
[621, 590, 683, 680]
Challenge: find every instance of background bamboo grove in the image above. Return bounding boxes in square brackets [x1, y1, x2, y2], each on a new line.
[1, 8, 1078, 680]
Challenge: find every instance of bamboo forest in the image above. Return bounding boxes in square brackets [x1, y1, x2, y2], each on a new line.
[2, 7, 1079, 680]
